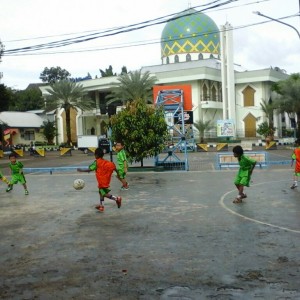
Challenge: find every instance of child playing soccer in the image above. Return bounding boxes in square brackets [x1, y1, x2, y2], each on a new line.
[290, 139, 300, 189]
[77, 147, 122, 212]
[6, 153, 29, 195]
[232, 145, 256, 204]
[115, 141, 129, 190]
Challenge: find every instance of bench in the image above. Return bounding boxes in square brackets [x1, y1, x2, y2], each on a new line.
[216, 151, 268, 169]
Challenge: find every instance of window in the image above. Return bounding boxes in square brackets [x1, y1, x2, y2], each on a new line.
[198, 53, 203, 60]
[203, 84, 208, 101]
[24, 130, 35, 140]
[242, 86, 255, 106]
[186, 53, 191, 62]
[212, 86, 217, 101]
[175, 55, 179, 63]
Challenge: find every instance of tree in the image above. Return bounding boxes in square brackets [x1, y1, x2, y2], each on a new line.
[45, 80, 94, 145]
[106, 70, 157, 105]
[0, 84, 13, 111]
[40, 120, 57, 144]
[193, 120, 214, 143]
[40, 67, 71, 84]
[272, 73, 300, 138]
[110, 99, 168, 166]
[257, 121, 276, 139]
[0, 39, 4, 62]
[120, 66, 128, 75]
[259, 98, 277, 139]
[100, 65, 116, 77]
[11, 87, 44, 111]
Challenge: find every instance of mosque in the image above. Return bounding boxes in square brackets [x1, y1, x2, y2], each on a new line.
[41, 8, 290, 145]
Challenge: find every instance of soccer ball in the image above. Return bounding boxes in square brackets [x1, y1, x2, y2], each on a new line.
[73, 179, 85, 190]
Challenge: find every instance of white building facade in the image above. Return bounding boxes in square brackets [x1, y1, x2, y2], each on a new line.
[40, 8, 291, 144]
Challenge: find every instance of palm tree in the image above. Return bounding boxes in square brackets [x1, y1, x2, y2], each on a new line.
[106, 70, 157, 105]
[45, 80, 94, 145]
[193, 120, 214, 143]
[273, 73, 300, 137]
[260, 98, 277, 139]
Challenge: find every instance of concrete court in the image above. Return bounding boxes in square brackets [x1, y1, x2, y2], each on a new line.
[0, 151, 300, 299]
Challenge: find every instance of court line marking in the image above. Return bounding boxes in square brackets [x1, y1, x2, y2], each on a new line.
[219, 179, 300, 234]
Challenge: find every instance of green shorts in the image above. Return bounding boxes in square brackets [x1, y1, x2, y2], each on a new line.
[234, 174, 251, 187]
[98, 187, 111, 196]
[10, 173, 26, 185]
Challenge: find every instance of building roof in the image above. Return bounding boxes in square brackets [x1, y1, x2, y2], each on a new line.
[161, 8, 220, 58]
[0, 111, 44, 128]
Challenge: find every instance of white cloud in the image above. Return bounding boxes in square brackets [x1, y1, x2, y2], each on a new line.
[0, 0, 299, 89]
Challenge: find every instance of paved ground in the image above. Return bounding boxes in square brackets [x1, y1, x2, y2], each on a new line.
[0, 149, 299, 299]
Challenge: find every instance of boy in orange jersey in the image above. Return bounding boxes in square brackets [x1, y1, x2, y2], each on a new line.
[291, 139, 300, 189]
[77, 147, 122, 212]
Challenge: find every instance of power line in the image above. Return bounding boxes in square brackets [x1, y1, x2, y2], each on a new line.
[3, 0, 235, 55]
[3, 0, 297, 57]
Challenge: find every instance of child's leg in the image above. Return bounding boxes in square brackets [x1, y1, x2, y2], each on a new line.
[0, 175, 9, 185]
[291, 173, 298, 189]
[95, 195, 105, 211]
[104, 193, 122, 208]
[117, 172, 129, 189]
[6, 182, 13, 192]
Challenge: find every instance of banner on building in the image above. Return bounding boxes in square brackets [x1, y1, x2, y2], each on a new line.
[174, 111, 193, 125]
[3, 128, 18, 146]
[217, 120, 235, 137]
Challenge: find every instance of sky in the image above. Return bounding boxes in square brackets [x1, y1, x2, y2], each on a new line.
[0, 0, 299, 90]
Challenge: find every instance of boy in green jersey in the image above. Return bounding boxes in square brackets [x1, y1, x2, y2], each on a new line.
[115, 141, 129, 190]
[6, 153, 29, 195]
[232, 145, 256, 204]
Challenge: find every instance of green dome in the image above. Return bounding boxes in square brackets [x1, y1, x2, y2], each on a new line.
[161, 8, 220, 58]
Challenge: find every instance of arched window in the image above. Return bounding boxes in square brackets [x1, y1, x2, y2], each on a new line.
[166, 57, 170, 64]
[244, 113, 257, 137]
[242, 86, 255, 106]
[198, 53, 203, 60]
[203, 84, 208, 101]
[212, 86, 217, 101]
[186, 53, 191, 62]
[175, 55, 179, 63]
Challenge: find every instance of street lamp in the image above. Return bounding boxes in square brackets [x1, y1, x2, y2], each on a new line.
[253, 11, 300, 39]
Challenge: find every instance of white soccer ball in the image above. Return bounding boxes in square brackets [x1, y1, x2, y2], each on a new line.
[73, 179, 85, 190]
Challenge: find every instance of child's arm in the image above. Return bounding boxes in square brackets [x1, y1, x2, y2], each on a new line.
[77, 160, 96, 173]
[124, 160, 128, 173]
[249, 161, 256, 175]
[77, 168, 91, 173]
[291, 159, 295, 167]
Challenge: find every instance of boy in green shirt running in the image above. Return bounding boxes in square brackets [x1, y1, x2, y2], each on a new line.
[115, 141, 129, 190]
[6, 153, 29, 195]
[232, 145, 256, 204]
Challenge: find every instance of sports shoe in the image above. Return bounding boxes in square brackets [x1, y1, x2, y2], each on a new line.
[233, 196, 242, 204]
[25, 190, 29, 195]
[95, 205, 104, 212]
[6, 185, 13, 192]
[116, 196, 122, 208]
[120, 186, 129, 191]
[241, 193, 247, 199]
[290, 183, 298, 189]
